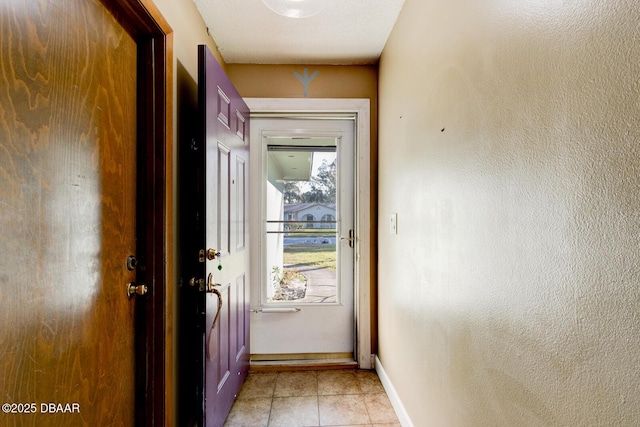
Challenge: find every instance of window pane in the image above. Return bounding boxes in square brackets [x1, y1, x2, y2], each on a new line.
[265, 146, 338, 303]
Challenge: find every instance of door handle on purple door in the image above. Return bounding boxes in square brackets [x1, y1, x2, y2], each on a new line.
[207, 273, 223, 330]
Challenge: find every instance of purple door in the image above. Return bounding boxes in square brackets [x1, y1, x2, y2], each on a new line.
[199, 45, 251, 427]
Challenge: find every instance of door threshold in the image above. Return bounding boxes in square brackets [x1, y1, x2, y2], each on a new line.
[250, 358, 358, 372]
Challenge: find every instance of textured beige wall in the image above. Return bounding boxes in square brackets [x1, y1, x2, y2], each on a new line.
[378, 0, 640, 426]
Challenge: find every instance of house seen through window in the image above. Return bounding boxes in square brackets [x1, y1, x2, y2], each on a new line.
[265, 145, 338, 303]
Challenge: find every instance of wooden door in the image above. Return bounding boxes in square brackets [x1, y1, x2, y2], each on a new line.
[0, 0, 169, 425]
[199, 45, 251, 427]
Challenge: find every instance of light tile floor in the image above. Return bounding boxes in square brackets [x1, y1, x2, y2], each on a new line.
[223, 369, 401, 427]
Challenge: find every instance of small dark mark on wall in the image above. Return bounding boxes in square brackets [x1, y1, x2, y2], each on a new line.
[441, 128, 445, 132]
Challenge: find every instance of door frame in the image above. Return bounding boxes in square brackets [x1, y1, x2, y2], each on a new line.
[103, 0, 173, 424]
[246, 98, 372, 369]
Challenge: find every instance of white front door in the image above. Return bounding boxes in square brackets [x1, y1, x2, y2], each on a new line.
[250, 117, 355, 357]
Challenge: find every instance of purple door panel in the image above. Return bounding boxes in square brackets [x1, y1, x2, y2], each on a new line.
[199, 44, 251, 427]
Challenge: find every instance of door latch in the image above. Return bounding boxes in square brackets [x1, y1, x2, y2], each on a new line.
[189, 277, 206, 291]
[189, 273, 222, 293]
[340, 229, 355, 248]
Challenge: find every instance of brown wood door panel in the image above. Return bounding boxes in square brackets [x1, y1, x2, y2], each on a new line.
[0, 0, 154, 425]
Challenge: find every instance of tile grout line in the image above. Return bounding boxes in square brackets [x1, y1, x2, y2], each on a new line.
[316, 371, 321, 427]
[359, 374, 374, 426]
[266, 372, 276, 427]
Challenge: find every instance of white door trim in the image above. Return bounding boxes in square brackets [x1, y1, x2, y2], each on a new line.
[246, 98, 372, 369]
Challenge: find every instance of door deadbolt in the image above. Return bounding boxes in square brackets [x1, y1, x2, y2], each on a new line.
[127, 282, 148, 299]
[126, 255, 138, 271]
[206, 248, 221, 260]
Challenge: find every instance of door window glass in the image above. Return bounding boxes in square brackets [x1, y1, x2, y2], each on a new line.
[265, 145, 338, 303]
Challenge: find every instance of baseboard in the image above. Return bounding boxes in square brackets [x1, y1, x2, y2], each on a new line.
[375, 355, 414, 427]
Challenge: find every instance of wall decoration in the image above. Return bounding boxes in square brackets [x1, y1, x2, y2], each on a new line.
[294, 68, 319, 97]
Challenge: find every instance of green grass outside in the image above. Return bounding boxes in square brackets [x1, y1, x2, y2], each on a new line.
[283, 243, 337, 270]
[284, 229, 336, 238]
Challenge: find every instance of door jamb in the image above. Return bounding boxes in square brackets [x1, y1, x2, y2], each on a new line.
[245, 98, 372, 369]
[102, 0, 173, 424]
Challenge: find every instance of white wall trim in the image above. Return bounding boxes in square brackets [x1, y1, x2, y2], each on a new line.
[246, 97, 372, 369]
[375, 355, 414, 427]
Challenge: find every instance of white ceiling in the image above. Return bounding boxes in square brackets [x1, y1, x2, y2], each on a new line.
[192, 0, 405, 64]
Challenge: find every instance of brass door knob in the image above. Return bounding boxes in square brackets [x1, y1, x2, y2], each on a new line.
[127, 282, 148, 299]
